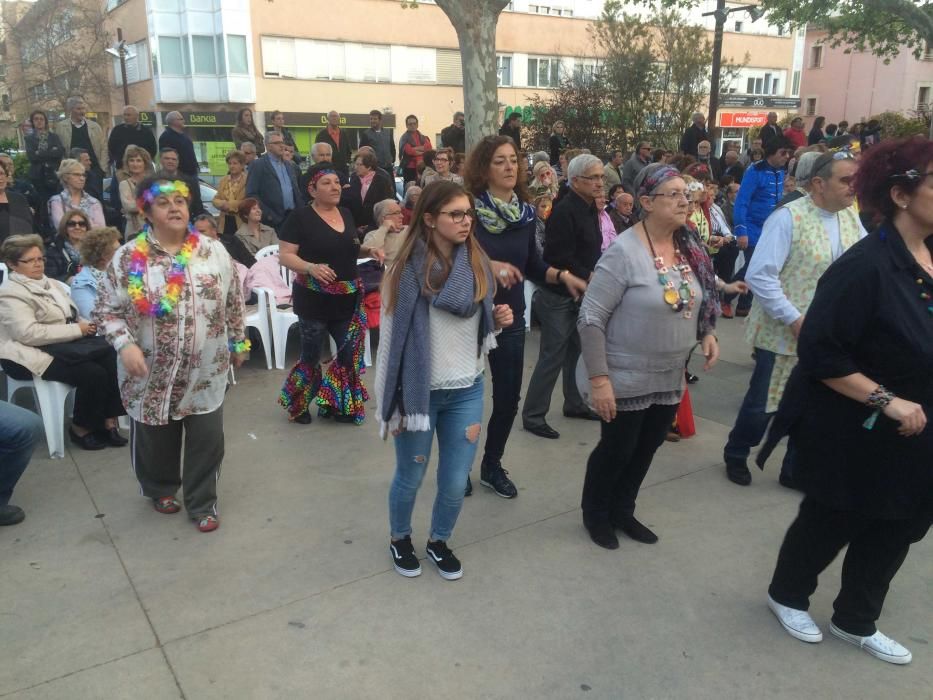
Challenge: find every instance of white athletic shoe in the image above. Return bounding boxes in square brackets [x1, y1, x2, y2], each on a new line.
[830, 624, 912, 665]
[767, 595, 823, 643]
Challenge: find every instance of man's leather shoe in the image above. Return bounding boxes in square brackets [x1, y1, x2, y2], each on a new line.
[524, 423, 560, 439]
[726, 458, 752, 485]
[614, 515, 658, 544]
[0, 505, 25, 526]
[585, 522, 619, 549]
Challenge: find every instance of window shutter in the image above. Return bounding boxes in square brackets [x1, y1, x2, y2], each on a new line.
[436, 48, 462, 85]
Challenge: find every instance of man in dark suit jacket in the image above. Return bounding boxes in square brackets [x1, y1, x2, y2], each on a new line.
[245, 132, 301, 232]
[158, 111, 199, 178]
[680, 112, 711, 156]
[758, 113, 781, 148]
[314, 110, 353, 176]
[156, 148, 204, 221]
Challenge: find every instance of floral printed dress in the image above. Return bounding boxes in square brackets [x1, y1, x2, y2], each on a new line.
[94, 232, 247, 426]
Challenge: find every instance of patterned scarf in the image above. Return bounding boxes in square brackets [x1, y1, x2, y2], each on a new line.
[475, 191, 536, 234]
[378, 238, 496, 436]
[278, 277, 370, 424]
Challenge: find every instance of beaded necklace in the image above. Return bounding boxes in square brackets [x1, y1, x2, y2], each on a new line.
[643, 222, 696, 319]
[127, 224, 200, 317]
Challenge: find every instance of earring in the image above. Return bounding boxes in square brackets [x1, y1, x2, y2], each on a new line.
[903, 204, 909, 209]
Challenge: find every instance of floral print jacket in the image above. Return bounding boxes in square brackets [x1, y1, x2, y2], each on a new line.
[95, 233, 246, 425]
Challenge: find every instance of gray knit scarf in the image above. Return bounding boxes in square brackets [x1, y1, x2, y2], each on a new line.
[379, 238, 496, 434]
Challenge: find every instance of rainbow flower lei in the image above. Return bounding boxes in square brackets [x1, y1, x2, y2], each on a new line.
[229, 338, 252, 353]
[127, 224, 200, 317]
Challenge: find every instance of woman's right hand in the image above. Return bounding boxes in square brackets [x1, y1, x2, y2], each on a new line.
[120, 344, 148, 378]
[78, 321, 96, 336]
[490, 261, 522, 289]
[882, 398, 927, 437]
[309, 263, 337, 284]
[590, 378, 616, 423]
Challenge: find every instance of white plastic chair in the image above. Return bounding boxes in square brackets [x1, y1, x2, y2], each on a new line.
[255, 245, 278, 260]
[6, 375, 77, 459]
[244, 287, 273, 369]
[0, 262, 8, 285]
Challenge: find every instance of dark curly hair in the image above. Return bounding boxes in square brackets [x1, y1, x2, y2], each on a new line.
[854, 136, 933, 221]
[462, 135, 530, 202]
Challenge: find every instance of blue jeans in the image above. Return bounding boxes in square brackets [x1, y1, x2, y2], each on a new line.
[389, 376, 485, 542]
[0, 401, 43, 506]
[483, 322, 525, 466]
[724, 348, 795, 477]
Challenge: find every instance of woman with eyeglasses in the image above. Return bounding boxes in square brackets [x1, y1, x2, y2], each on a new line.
[48, 159, 105, 231]
[758, 136, 933, 666]
[420, 148, 463, 188]
[44, 209, 91, 282]
[376, 180, 512, 580]
[576, 163, 720, 549]
[461, 136, 587, 498]
[0, 234, 126, 451]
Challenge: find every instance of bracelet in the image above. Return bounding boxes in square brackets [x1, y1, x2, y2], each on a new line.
[556, 269, 564, 282]
[865, 385, 895, 410]
[229, 338, 252, 354]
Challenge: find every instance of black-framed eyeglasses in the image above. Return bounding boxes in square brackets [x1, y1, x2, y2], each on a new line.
[577, 174, 606, 182]
[439, 208, 476, 223]
[66, 220, 88, 228]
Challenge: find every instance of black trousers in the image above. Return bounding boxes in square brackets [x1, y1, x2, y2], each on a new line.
[581, 402, 679, 526]
[768, 497, 931, 636]
[3, 355, 124, 432]
[483, 322, 525, 467]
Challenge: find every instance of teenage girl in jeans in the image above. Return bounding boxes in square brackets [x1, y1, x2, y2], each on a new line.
[375, 181, 512, 580]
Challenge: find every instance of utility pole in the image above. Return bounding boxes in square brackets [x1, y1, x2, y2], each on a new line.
[707, 0, 726, 140]
[110, 28, 130, 106]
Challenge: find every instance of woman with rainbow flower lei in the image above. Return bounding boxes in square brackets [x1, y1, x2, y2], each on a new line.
[94, 176, 248, 533]
[278, 163, 384, 425]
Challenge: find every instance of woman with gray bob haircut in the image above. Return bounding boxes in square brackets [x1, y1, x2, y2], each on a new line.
[576, 163, 721, 550]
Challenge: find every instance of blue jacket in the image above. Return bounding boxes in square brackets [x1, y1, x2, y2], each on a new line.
[245, 154, 301, 230]
[733, 161, 784, 247]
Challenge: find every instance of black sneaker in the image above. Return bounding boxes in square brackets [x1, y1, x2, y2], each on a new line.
[480, 462, 518, 499]
[389, 536, 421, 577]
[426, 540, 463, 580]
[464, 475, 473, 497]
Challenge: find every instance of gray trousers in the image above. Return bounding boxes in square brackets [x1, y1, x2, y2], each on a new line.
[522, 286, 587, 427]
[131, 407, 224, 518]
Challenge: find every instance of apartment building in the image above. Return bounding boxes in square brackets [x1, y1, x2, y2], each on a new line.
[799, 27, 933, 127]
[7, 0, 802, 174]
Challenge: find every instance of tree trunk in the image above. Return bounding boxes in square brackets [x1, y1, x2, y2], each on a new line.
[435, 0, 510, 151]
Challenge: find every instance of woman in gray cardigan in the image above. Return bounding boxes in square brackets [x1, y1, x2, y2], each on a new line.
[577, 164, 721, 550]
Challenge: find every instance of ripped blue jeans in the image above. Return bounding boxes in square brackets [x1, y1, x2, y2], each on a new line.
[388, 376, 485, 542]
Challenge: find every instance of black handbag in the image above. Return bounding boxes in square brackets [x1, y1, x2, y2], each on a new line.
[41, 336, 112, 364]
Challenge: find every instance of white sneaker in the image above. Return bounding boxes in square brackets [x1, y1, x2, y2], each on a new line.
[767, 595, 823, 643]
[830, 624, 912, 665]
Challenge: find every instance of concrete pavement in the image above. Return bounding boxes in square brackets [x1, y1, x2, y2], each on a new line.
[1, 319, 931, 699]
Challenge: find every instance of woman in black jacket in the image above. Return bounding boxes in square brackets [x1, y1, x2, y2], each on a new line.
[498, 113, 522, 151]
[24, 110, 64, 232]
[807, 116, 826, 146]
[0, 166, 33, 245]
[346, 151, 395, 230]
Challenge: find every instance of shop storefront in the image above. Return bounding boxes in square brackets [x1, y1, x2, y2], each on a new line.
[266, 112, 397, 159]
[160, 111, 238, 179]
[717, 96, 801, 154]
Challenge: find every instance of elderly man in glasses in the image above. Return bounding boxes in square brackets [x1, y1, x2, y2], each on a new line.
[723, 149, 867, 488]
[522, 153, 603, 439]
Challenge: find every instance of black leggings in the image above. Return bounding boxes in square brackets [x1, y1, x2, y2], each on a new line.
[2, 353, 125, 431]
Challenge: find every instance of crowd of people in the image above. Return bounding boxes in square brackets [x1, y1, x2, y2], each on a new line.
[0, 98, 930, 668]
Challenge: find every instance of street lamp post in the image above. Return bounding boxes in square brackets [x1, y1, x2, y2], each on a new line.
[703, 3, 765, 144]
[106, 28, 130, 106]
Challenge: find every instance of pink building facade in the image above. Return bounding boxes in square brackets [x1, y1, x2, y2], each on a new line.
[799, 29, 933, 127]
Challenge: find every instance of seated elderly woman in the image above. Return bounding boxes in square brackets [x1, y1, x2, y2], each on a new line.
[71, 227, 121, 319]
[362, 198, 409, 269]
[48, 158, 105, 231]
[401, 184, 422, 226]
[193, 214, 253, 303]
[44, 208, 91, 283]
[235, 197, 278, 256]
[0, 234, 126, 451]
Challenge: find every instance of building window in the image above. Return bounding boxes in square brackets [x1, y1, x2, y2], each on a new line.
[405, 47, 437, 83]
[528, 57, 560, 87]
[791, 69, 800, 96]
[810, 45, 823, 68]
[261, 36, 296, 78]
[805, 97, 817, 116]
[296, 39, 346, 81]
[192, 35, 217, 75]
[497, 55, 512, 87]
[352, 44, 391, 82]
[436, 48, 463, 85]
[158, 36, 189, 75]
[734, 20, 743, 32]
[112, 40, 151, 86]
[227, 35, 248, 74]
[573, 60, 598, 86]
[918, 86, 931, 110]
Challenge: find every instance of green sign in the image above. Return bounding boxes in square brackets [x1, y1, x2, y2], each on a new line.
[204, 141, 236, 177]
